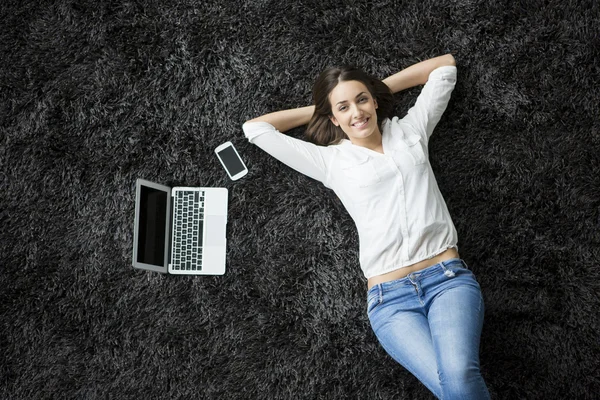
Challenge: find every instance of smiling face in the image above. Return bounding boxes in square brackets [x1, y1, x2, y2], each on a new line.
[328, 80, 380, 143]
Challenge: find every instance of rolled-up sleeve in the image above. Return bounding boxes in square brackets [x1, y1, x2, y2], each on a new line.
[242, 121, 331, 186]
[401, 65, 457, 142]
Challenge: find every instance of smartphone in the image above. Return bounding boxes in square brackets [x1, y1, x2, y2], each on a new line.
[215, 141, 248, 180]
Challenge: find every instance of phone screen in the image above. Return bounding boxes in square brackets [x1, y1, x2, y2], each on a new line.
[217, 145, 245, 176]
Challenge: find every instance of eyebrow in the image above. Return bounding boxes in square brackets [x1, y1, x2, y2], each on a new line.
[336, 92, 367, 106]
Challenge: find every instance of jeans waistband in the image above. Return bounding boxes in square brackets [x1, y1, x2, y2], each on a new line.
[367, 258, 468, 295]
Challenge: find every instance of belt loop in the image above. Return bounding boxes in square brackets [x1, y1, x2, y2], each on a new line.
[441, 260, 456, 278]
[461, 259, 469, 269]
[377, 284, 383, 304]
[407, 272, 417, 286]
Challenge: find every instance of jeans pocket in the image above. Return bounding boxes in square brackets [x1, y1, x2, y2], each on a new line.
[450, 261, 478, 283]
[367, 291, 382, 314]
[442, 259, 473, 279]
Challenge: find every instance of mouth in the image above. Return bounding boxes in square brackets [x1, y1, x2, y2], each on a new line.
[352, 118, 370, 128]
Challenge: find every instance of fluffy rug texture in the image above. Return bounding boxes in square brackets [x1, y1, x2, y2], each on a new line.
[1, 0, 599, 399]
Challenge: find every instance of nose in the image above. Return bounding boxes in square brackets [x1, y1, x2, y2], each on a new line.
[351, 104, 364, 118]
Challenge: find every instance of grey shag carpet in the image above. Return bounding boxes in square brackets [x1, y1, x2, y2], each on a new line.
[1, 0, 599, 399]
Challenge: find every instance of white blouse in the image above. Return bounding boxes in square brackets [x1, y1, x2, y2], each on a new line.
[243, 65, 458, 279]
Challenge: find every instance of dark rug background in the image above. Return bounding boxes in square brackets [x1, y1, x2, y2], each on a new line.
[1, 0, 599, 399]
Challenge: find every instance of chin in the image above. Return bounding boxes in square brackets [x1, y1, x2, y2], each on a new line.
[347, 128, 376, 140]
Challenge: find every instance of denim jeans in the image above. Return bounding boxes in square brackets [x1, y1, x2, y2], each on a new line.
[367, 258, 490, 400]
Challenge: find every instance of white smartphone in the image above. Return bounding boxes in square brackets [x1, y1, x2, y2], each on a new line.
[215, 141, 248, 180]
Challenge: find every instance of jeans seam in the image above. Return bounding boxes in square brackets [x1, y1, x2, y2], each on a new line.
[460, 259, 469, 269]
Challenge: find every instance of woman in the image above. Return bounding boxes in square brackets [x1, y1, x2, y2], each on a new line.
[242, 54, 490, 400]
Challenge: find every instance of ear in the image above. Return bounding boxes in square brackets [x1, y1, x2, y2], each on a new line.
[329, 115, 340, 127]
[374, 98, 378, 109]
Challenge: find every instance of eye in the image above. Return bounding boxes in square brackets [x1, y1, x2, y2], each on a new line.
[359, 97, 368, 103]
[339, 105, 347, 112]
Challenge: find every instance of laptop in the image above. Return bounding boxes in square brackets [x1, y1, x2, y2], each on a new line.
[132, 179, 228, 275]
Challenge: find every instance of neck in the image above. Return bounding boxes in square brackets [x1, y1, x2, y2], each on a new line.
[349, 128, 383, 153]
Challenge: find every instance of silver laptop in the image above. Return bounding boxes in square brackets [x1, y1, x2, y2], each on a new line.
[132, 179, 228, 275]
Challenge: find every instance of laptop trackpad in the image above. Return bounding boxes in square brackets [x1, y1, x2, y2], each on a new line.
[204, 215, 226, 247]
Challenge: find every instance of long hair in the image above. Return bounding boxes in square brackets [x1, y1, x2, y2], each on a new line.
[305, 66, 394, 146]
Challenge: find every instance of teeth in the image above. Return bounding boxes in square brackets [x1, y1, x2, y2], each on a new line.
[354, 119, 368, 127]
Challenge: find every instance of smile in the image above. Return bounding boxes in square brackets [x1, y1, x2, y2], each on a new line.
[352, 118, 369, 128]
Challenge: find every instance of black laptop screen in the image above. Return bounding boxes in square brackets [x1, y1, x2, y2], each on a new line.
[137, 185, 168, 266]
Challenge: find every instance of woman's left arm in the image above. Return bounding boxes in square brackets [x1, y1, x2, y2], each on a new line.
[382, 54, 456, 94]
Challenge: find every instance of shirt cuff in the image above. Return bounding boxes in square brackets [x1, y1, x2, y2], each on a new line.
[428, 65, 457, 82]
[242, 121, 277, 142]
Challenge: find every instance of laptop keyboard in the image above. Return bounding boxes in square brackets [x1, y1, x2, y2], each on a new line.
[171, 190, 205, 271]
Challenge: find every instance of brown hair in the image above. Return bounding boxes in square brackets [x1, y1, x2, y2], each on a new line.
[305, 66, 394, 146]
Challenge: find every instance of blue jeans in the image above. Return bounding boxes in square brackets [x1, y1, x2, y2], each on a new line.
[367, 258, 490, 400]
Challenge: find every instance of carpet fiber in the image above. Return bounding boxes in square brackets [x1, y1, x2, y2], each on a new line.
[1, 0, 599, 398]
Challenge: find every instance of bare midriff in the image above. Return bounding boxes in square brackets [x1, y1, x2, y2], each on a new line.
[367, 247, 460, 290]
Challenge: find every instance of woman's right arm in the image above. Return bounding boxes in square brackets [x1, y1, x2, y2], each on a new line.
[245, 105, 315, 133]
[242, 106, 331, 185]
